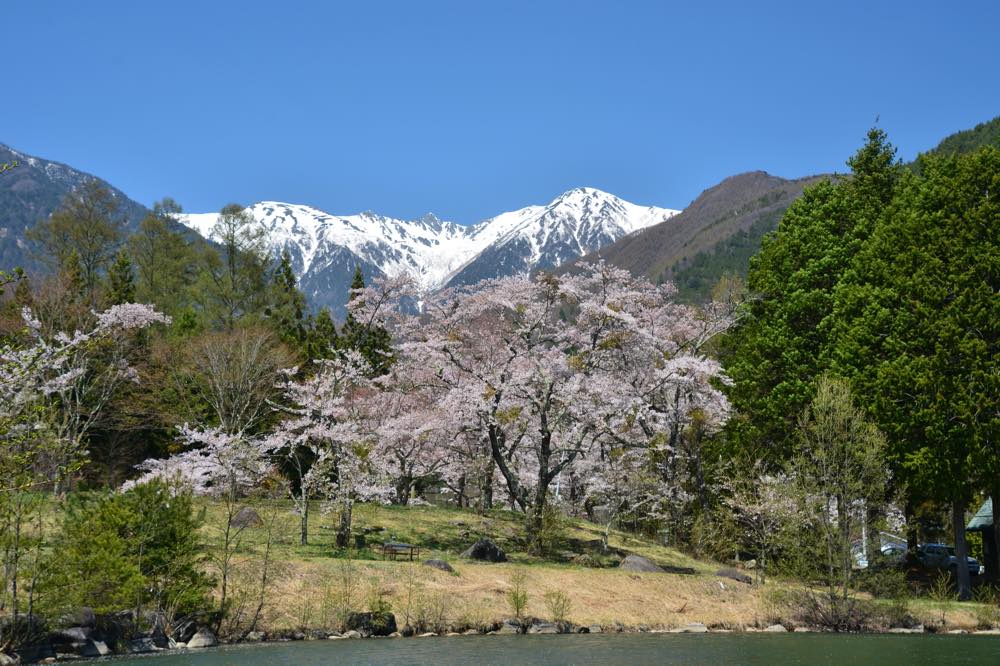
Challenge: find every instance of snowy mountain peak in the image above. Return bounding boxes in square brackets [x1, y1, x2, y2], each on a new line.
[178, 188, 680, 316]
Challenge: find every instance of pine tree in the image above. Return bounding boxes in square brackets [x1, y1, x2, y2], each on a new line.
[267, 249, 308, 353]
[722, 128, 900, 462]
[339, 266, 393, 375]
[306, 307, 339, 360]
[107, 248, 136, 304]
[62, 249, 86, 301]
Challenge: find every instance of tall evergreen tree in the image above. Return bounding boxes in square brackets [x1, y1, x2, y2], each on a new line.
[267, 249, 308, 354]
[830, 146, 1000, 596]
[339, 266, 393, 375]
[107, 248, 136, 305]
[306, 307, 339, 360]
[722, 128, 900, 462]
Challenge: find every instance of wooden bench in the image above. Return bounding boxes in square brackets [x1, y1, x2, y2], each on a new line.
[381, 542, 420, 561]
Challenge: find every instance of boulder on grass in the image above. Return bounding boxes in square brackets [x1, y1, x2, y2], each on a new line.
[423, 559, 455, 573]
[230, 506, 262, 529]
[345, 611, 398, 637]
[460, 538, 507, 562]
[619, 555, 664, 573]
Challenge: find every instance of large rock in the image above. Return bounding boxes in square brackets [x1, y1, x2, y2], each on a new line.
[187, 627, 219, 649]
[496, 619, 521, 635]
[345, 611, 398, 637]
[79, 640, 111, 657]
[423, 559, 455, 573]
[460, 538, 507, 562]
[527, 622, 559, 634]
[230, 506, 262, 529]
[619, 555, 664, 573]
[127, 637, 159, 653]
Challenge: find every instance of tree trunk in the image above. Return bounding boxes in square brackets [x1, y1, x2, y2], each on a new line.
[904, 498, 919, 555]
[952, 499, 972, 600]
[335, 502, 352, 549]
[990, 487, 1000, 582]
[479, 459, 494, 513]
[865, 501, 881, 567]
[299, 500, 309, 546]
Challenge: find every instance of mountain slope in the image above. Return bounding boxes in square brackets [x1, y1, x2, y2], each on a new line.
[927, 115, 1000, 156]
[0, 143, 150, 273]
[179, 189, 679, 315]
[569, 172, 826, 296]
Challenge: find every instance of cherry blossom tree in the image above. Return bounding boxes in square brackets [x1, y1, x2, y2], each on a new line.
[381, 263, 733, 549]
[265, 351, 394, 546]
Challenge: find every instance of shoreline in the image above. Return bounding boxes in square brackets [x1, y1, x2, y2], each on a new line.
[10, 618, 1000, 665]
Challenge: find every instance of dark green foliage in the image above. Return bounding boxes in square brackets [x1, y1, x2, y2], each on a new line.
[339, 266, 394, 375]
[306, 307, 340, 360]
[266, 249, 309, 355]
[830, 146, 1000, 503]
[107, 248, 136, 304]
[722, 128, 900, 461]
[42, 479, 213, 617]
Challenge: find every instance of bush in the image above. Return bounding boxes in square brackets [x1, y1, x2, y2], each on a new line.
[506, 570, 529, 620]
[856, 566, 909, 599]
[41, 479, 213, 619]
[543, 590, 572, 623]
[973, 585, 1000, 629]
[787, 590, 877, 632]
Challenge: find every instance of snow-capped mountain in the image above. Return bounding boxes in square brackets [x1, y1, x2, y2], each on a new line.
[178, 187, 679, 316]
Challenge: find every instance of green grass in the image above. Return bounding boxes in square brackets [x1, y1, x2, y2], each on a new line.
[196, 498, 712, 573]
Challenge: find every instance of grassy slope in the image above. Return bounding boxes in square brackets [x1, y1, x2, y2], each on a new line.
[196, 500, 985, 632]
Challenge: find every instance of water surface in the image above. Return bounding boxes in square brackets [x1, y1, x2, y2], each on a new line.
[112, 633, 1000, 665]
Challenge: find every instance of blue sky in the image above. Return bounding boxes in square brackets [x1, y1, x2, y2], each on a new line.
[4, 1, 998, 223]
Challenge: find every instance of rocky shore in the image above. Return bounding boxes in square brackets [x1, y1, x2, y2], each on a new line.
[4, 607, 1000, 665]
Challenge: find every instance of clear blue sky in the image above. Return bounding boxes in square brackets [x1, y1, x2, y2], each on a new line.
[4, 1, 998, 223]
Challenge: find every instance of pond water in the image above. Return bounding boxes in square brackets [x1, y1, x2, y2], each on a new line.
[110, 633, 1000, 665]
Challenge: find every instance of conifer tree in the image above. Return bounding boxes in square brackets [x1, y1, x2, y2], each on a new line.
[267, 249, 308, 353]
[107, 248, 136, 305]
[306, 307, 339, 360]
[339, 266, 393, 375]
[722, 128, 900, 462]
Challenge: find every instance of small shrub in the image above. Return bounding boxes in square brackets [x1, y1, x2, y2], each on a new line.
[856, 566, 909, 599]
[415, 590, 450, 634]
[787, 590, 876, 632]
[365, 576, 393, 632]
[543, 590, 572, 623]
[927, 571, 955, 626]
[506, 570, 529, 620]
[534, 502, 570, 555]
[973, 585, 1000, 629]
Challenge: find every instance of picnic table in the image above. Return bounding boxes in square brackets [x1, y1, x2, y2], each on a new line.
[381, 541, 420, 561]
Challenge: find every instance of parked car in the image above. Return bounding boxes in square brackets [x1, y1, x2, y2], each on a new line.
[916, 543, 984, 576]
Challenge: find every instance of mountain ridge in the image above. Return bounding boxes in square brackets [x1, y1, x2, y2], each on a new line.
[177, 188, 680, 314]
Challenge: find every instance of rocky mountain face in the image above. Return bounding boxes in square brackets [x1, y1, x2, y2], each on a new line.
[178, 188, 679, 315]
[0, 143, 149, 272]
